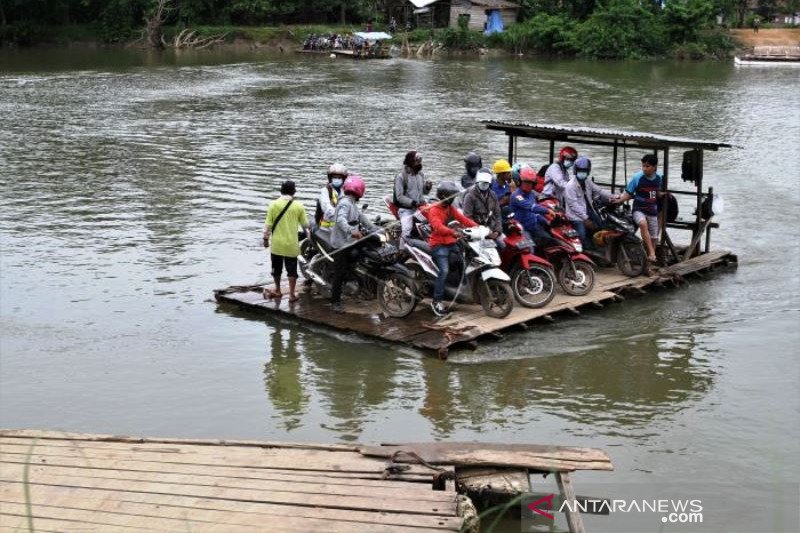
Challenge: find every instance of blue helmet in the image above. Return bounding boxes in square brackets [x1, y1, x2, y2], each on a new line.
[574, 156, 591, 173]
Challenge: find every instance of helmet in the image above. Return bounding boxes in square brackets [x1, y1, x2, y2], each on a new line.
[343, 175, 366, 199]
[464, 152, 482, 168]
[403, 150, 422, 168]
[327, 163, 348, 179]
[519, 166, 537, 183]
[512, 162, 532, 185]
[475, 169, 493, 185]
[574, 156, 591, 173]
[436, 181, 459, 205]
[558, 146, 578, 163]
[492, 159, 512, 174]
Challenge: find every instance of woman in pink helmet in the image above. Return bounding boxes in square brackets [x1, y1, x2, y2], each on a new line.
[329, 175, 379, 314]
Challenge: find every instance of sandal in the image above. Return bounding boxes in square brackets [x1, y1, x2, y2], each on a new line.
[262, 288, 282, 300]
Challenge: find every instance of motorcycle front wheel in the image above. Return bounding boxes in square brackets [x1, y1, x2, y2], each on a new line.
[478, 278, 515, 319]
[511, 265, 556, 308]
[378, 273, 418, 318]
[617, 239, 646, 277]
[558, 259, 595, 296]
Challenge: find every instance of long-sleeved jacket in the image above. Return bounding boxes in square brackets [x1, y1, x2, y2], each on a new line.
[543, 162, 571, 202]
[462, 187, 502, 234]
[423, 203, 477, 248]
[510, 189, 550, 232]
[316, 184, 340, 227]
[564, 177, 613, 222]
[394, 167, 427, 208]
[331, 195, 378, 249]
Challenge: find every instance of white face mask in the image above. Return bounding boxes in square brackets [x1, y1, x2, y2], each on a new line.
[331, 178, 343, 188]
[576, 171, 589, 180]
[477, 181, 491, 192]
[563, 159, 575, 169]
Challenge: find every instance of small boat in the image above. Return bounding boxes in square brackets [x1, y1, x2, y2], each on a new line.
[734, 46, 800, 66]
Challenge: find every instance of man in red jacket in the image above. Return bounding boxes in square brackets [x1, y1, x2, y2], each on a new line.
[423, 181, 477, 316]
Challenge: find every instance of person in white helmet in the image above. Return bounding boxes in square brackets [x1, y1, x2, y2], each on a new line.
[462, 168, 504, 249]
[316, 163, 348, 228]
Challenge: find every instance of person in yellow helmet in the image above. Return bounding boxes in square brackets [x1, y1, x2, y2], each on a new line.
[490, 159, 515, 207]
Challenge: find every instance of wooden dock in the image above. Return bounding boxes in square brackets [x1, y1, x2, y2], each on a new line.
[0, 430, 614, 533]
[215, 250, 737, 358]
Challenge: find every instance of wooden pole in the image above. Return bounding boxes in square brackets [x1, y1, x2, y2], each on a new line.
[611, 141, 618, 193]
[556, 472, 585, 533]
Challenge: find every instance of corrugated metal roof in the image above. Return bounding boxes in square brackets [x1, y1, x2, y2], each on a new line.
[482, 120, 733, 150]
[408, 0, 440, 8]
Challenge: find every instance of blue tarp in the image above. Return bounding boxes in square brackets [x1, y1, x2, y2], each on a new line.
[484, 9, 504, 35]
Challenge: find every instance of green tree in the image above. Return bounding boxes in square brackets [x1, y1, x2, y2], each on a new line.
[663, 0, 715, 43]
[570, 0, 665, 58]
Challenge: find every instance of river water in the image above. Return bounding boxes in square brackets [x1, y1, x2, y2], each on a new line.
[1, 48, 798, 531]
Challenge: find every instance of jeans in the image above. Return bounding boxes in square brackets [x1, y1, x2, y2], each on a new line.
[330, 246, 361, 304]
[431, 244, 454, 302]
[398, 207, 417, 239]
[571, 210, 603, 249]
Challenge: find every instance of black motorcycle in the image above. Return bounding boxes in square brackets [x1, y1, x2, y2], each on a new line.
[299, 223, 418, 318]
[585, 203, 647, 277]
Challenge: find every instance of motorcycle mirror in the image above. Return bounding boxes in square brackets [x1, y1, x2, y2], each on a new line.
[348, 220, 359, 226]
[362, 203, 369, 211]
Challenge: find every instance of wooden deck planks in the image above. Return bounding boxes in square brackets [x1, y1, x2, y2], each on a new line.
[0, 432, 463, 532]
[215, 251, 737, 355]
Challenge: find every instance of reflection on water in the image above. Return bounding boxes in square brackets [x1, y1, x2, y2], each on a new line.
[261, 317, 715, 443]
[1, 49, 798, 494]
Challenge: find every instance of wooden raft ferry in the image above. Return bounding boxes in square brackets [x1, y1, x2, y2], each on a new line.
[216, 123, 738, 358]
[0, 429, 613, 533]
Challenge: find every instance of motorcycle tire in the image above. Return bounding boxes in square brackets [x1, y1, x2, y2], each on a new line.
[377, 273, 418, 318]
[617, 240, 646, 277]
[478, 278, 515, 319]
[558, 259, 595, 296]
[511, 265, 556, 309]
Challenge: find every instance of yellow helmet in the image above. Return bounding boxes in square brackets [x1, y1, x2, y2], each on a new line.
[492, 159, 512, 174]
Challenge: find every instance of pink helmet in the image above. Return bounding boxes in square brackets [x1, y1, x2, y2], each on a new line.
[343, 175, 366, 199]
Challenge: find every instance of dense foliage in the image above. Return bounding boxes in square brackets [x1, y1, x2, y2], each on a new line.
[0, 0, 755, 58]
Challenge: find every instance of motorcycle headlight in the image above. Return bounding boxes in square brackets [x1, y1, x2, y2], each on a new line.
[575, 243, 583, 252]
[516, 240, 533, 250]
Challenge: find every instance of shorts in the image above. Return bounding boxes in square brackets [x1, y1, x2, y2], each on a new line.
[271, 254, 298, 278]
[633, 211, 659, 240]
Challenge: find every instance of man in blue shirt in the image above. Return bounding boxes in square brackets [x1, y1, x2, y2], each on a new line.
[510, 170, 555, 243]
[614, 154, 664, 262]
[491, 159, 514, 207]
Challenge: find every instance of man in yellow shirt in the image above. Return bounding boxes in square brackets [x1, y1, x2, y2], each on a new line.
[262, 180, 309, 303]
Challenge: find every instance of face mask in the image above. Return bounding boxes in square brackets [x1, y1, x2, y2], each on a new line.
[331, 178, 343, 188]
[477, 181, 491, 192]
[412, 164, 423, 174]
[563, 160, 575, 169]
[576, 171, 588, 181]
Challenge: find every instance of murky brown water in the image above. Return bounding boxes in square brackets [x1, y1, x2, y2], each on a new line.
[1, 48, 798, 531]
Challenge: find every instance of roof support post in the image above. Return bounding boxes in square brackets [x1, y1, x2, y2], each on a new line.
[507, 134, 515, 163]
[611, 141, 618, 193]
[548, 140, 555, 164]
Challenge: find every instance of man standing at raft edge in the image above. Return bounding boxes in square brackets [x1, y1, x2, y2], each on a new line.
[394, 151, 432, 240]
[262, 180, 309, 303]
[614, 154, 664, 263]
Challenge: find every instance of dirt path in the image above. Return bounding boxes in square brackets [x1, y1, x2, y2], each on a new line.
[731, 28, 800, 47]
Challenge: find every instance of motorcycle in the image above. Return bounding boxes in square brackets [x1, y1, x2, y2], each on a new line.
[585, 203, 647, 277]
[402, 224, 515, 319]
[500, 213, 557, 308]
[536, 197, 597, 296]
[299, 222, 418, 318]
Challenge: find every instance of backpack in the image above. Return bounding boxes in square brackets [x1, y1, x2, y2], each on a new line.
[665, 193, 679, 223]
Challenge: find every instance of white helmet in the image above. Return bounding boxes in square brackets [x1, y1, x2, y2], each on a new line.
[475, 169, 493, 191]
[327, 163, 348, 178]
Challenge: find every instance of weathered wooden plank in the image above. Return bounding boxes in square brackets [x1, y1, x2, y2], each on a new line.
[0, 452, 432, 485]
[0, 475, 457, 516]
[0, 515, 136, 532]
[556, 471, 586, 533]
[0, 429, 359, 452]
[0, 462, 455, 502]
[0, 497, 455, 532]
[0, 484, 462, 530]
[0, 441, 437, 476]
[360, 443, 613, 472]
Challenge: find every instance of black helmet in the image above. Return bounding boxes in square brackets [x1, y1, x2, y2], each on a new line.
[436, 181, 459, 205]
[464, 152, 482, 169]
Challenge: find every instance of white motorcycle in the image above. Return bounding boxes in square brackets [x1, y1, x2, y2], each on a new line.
[402, 224, 515, 318]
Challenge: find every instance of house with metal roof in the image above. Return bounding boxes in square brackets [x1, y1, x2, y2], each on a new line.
[407, 0, 520, 31]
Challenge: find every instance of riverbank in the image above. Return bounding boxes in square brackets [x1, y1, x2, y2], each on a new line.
[7, 23, 794, 60]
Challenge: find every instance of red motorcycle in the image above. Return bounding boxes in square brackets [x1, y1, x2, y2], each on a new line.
[500, 214, 556, 308]
[536, 197, 596, 296]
